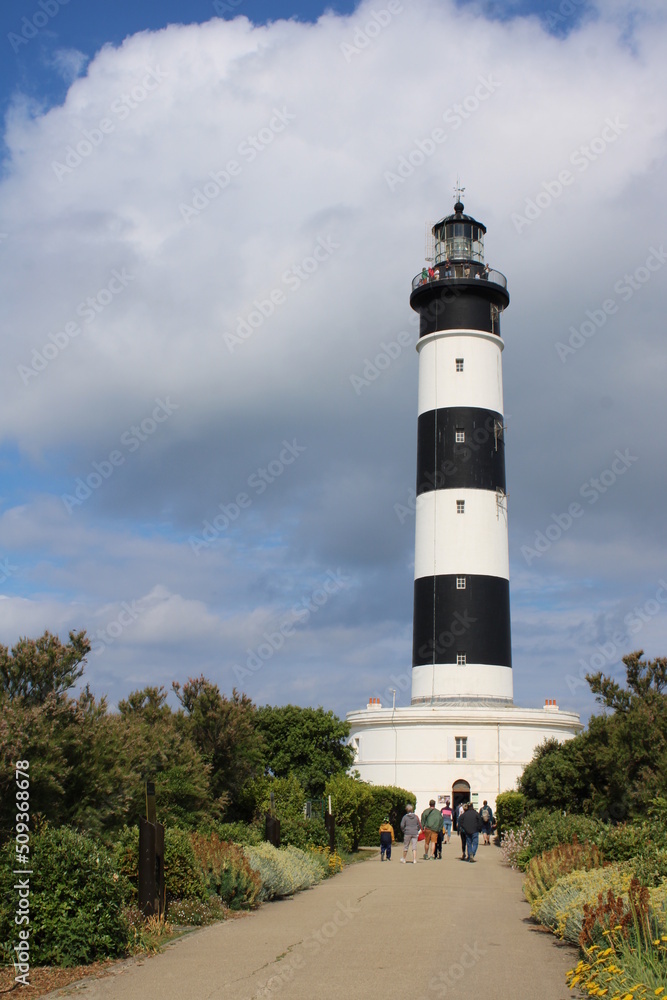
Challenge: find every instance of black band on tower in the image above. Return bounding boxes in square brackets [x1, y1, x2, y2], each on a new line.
[412, 574, 512, 668]
[416, 406, 506, 496]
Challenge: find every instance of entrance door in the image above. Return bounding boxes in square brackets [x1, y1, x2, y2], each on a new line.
[451, 779, 470, 831]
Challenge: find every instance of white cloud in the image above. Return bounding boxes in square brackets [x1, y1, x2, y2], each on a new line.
[0, 0, 666, 718]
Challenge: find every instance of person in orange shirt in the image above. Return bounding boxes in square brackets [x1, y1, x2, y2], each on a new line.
[379, 816, 395, 861]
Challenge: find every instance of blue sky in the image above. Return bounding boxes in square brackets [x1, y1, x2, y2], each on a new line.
[0, 0, 665, 725]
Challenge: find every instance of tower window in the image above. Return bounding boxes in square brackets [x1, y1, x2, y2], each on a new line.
[456, 499, 465, 514]
[455, 428, 465, 443]
[455, 358, 464, 372]
[455, 736, 467, 759]
[456, 577, 466, 589]
[457, 653, 466, 666]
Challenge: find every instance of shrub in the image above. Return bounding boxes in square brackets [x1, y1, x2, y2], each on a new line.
[325, 773, 373, 852]
[166, 897, 228, 926]
[523, 839, 603, 904]
[112, 824, 206, 906]
[517, 811, 602, 866]
[494, 791, 526, 837]
[359, 784, 416, 847]
[500, 824, 532, 869]
[567, 880, 667, 997]
[531, 863, 634, 945]
[215, 821, 263, 846]
[308, 845, 344, 877]
[244, 843, 324, 900]
[243, 774, 330, 849]
[189, 832, 261, 909]
[111, 825, 140, 903]
[0, 826, 131, 967]
[164, 827, 207, 903]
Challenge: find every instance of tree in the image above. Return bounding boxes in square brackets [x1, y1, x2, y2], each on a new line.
[0, 630, 90, 705]
[173, 677, 263, 817]
[518, 651, 667, 820]
[255, 704, 355, 797]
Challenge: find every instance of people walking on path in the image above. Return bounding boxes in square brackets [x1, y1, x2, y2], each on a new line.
[400, 804, 421, 864]
[420, 799, 444, 859]
[479, 800, 495, 845]
[459, 802, 482, 862]
[457, 802, 467, 859]
[441, 799, 452, 844]
[379, 816, 395, 861]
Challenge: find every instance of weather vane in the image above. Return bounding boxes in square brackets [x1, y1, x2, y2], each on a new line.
[454, 176, 465, 204]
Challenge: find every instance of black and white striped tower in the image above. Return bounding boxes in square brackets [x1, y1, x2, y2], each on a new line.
[409, 195, 512, 704]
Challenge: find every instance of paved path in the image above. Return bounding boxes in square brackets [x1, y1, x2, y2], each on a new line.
[45, 845, 580, 1000]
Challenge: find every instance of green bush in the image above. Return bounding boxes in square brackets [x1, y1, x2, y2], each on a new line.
[111, 824, 206, 905]
[595, 819, 666, 863]
[0, 826, 131, 967]
[164, 827, 207, 903]
[518, 810, 602, 865]
[189, 832, 261, 909]
[215, 821, 263, 846]
[359, 785, 416, 847]
[244, 843, 324, 900]
[494, 791, 526, 837]
[325, 773, 373, 852]
[111, 825, 140, 903]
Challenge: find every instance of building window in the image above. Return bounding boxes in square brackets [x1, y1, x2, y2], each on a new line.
[457, 652, 466, 665]
[456, 499, 465, 514]
[456, 576, 466, 589]
[455, 428, 465, 443]
[455, 737, 467, 759]
[455, 358, 464, 372]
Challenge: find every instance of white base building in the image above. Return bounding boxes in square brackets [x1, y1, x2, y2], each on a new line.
[347, 698, 582, 816]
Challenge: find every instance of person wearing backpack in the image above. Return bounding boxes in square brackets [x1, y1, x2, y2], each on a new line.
[441, 799, 453, 844]
[479, 800, 494, 845]
[420, 799, 444, 859]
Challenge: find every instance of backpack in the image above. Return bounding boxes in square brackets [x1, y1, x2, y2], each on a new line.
[481, 807, 490, 822]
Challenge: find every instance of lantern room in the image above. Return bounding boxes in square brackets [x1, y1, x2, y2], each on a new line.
[433, 201, 486, 264]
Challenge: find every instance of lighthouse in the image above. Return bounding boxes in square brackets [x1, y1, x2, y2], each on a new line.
[409, 197, 512, 705]
[346, 190, 581, 815]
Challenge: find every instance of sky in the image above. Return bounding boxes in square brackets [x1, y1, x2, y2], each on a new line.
[0, 0, 665, 725]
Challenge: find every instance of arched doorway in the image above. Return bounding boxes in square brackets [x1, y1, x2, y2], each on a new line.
[452, 779, 470, 830]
